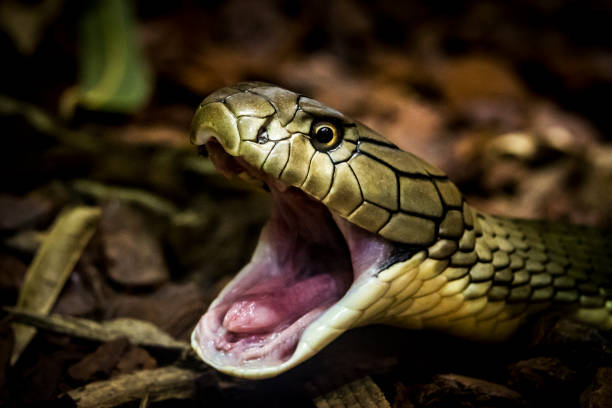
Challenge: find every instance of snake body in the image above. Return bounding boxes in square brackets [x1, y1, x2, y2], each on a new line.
[190, 82, 612, 379]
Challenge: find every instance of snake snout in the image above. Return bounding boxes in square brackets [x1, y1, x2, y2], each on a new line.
[190, 101, 241, 155]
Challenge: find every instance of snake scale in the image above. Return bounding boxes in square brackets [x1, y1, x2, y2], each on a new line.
[189, 82, 612, 379]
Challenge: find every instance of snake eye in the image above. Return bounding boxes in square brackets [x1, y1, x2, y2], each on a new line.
[311, 121, 342, 151]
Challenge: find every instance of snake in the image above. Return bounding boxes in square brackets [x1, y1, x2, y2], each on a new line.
[189, 81, 612, 379]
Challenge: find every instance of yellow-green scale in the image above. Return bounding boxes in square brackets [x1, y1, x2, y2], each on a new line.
[365, 207, 612, 340]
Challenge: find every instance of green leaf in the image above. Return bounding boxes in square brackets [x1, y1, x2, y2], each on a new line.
[75, 0, 152, 113]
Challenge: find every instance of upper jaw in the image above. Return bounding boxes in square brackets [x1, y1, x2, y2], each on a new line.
[205, 138, 294, 194]
[190, 98, 245, 156]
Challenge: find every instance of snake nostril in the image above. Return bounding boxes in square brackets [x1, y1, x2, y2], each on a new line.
[257, 128, 269, 144]
[197, 144, 209, 157]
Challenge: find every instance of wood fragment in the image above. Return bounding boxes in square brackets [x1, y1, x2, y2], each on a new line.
[66, 366, 199, 408]
[313, 376, 390, 408]
[5, 308, 190, 351]
[11, 206, 101, 365]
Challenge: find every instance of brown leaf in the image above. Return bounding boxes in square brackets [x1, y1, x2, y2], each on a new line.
[113, 346, 157, 377]
[68, 338, 131, 382]
[100, 201, 169, 287]
[68, 338, 157, 382]
[106, 283, 206, 341]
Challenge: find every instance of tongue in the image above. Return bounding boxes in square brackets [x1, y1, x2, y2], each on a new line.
[222, 296, 282, 334]
[223, 274, 339, 334]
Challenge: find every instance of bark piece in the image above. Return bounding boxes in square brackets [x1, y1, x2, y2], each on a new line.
[66, 366, 200, 408]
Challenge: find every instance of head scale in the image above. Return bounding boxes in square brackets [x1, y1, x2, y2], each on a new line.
[191, 81, 466, 247]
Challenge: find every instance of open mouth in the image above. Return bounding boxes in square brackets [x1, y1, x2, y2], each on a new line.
[192, 139, 397, 377]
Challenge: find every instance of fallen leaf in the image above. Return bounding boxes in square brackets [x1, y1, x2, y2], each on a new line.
[6, 308, 189, 352]
[11, 206, 101, 365]
[99, 201, 169, 287]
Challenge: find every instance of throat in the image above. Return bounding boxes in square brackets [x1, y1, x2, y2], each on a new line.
[217, 188, 354, 337]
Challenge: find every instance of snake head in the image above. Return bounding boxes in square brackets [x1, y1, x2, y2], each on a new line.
[190, 82, 468, 378]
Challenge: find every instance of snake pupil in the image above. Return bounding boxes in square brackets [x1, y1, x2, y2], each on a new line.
[315, 126, 334, 144]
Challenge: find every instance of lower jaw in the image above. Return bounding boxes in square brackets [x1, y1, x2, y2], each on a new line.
[191, 192, 356, 375]
[192, 299, 334, 371]
[192, 142, 396, 378]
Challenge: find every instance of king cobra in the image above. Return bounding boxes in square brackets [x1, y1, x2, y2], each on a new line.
[190, 82, 612, 379]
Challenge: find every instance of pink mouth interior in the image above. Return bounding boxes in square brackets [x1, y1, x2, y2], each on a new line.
[222, 274, 342, 335]
[193, 140, 394, 370]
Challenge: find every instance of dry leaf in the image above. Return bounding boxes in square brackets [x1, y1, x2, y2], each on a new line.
[11, 206, 101, 365]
